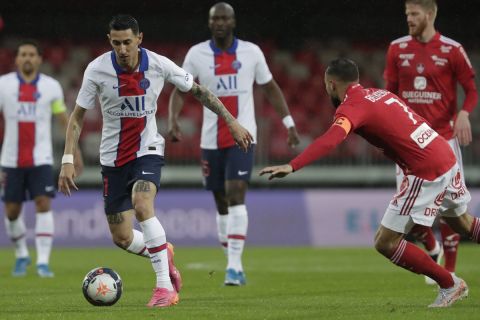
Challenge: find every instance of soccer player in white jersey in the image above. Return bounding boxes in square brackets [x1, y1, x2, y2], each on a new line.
[0, 40, 82, 277]
[168, 2, 299, 286]
[57, 15, 252, 308]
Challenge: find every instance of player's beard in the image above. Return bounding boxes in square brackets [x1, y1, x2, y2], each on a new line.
[330, 95, 342, 108]
[408, 18, 427, 37]
[21, 62, 34, 76]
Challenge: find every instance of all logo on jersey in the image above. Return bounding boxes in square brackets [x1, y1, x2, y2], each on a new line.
[416, 63, 424, 74]
[217, 75, 238, 90]
[413, 76, 427, 90]
[399, 42, 408, 49]
[120, 97, 145, 111]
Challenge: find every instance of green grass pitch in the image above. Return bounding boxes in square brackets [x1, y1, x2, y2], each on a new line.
[0, 245, 478, 319]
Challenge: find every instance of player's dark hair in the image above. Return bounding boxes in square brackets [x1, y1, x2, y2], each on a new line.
[405, 0, 437, 13]
[109, 14, 140, 35]
[326, 58, 359, 82]
[15, 39, 42, 56]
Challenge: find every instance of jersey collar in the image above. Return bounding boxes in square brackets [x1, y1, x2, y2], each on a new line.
[344, 83, 362, 100]
[16, 71, 40, 85]
[209, 37, 238, 55]
[111, 47, 149, 74]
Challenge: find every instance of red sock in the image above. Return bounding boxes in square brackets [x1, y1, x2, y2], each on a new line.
[440, 220, 460, 272]
[410, 225, 437, 251]
[469, 217, 480, 243]
[390, 239, 454, 288]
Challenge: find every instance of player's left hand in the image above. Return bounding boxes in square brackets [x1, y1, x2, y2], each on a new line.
[229, 120, 254, 152]
[259, 164, 293, 180]
[287, 127, 300, 148]
[454, 110, 472, 146]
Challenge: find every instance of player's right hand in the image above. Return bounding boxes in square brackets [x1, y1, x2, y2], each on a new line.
[259, 164, 293, 180]
[167, 121, 183, 142]
[58, 163, 79, 197]
[229, 120, 253, 152]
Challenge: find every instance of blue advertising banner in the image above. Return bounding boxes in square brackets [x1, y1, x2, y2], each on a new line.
[1, 189, 479, 247]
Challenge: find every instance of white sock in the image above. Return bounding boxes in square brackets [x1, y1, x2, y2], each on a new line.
[126, 229, 149, 257]
[5, 215, 29, 258]
[227, 204, 248, 272]
[216, 213, 228, 256]
[427, 240, 441, 256]
[139, 217, 172, 290]
[35, 211, 54, 265]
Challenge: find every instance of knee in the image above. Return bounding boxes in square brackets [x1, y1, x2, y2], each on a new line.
[112, 233, 133, 250]
[374, 232, 399, 257]
[131, 195, 150, 216]
[34, 197, 51, 212]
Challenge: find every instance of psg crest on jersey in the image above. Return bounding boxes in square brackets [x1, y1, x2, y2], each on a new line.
[139, 78, 150, 90]
[231, 60, 242, 70]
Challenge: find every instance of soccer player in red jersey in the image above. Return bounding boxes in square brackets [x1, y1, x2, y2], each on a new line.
[260, 58, 480, 307]
[384, 0, 478, 283]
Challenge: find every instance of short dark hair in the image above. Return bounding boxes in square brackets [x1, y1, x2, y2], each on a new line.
[109, 14, 140, 34]
[326, 58, 359, 82]
[15, 39, 42, 56]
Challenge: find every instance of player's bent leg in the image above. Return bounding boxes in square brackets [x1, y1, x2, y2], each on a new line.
[4, 202, 30, 276]
[410, 224, 443, 285]
[132, 180, 178, 306]
[107, 210, 135, 249]
[439, 219, 459, 273]
[375, 225, 455, 290]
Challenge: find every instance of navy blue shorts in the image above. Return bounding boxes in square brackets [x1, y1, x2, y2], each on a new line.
[101, 155, 164, 214]
[201, 145, 255, 191]
[1, 165, 55, 203]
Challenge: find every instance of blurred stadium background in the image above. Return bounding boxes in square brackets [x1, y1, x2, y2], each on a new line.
[1, 0, 479, 187]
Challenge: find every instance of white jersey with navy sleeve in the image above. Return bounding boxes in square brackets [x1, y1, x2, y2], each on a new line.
[0, 72, 65, 168]
[76, 48, 193, 167]
[182, 38, 272, 149]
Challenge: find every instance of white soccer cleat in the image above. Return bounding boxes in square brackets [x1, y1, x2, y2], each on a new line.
[428, 275, 468, 308]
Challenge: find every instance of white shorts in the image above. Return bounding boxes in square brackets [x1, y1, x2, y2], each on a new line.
[382, 162, 471, 234]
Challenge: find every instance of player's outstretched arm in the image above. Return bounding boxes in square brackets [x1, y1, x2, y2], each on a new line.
[190, 82, 253, 151]
[168, 88, 186, 142]
[261, 79, 300, 148]
[58, 105, 87, 196]
[259, 164, 293, 180]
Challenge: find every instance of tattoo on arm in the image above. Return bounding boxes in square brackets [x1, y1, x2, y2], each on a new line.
[107, 213, 124, 225]
[133, 180, 151, 193]
[191, 82, 235, 124]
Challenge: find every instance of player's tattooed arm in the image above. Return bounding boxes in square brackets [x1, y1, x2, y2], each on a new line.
[107, 213, 124, 225]
[190, 82, 235, 124]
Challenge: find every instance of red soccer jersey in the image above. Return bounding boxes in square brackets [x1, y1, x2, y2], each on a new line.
[336, 84, 455, 180]
[384, 32, 477, 139]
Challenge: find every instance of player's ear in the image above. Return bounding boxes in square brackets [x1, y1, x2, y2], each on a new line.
[107, 34, 111, 42]
[137, 32, 143, 45]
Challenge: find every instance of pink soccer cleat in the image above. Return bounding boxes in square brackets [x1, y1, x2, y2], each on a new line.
[146, 288, 179, 308]
[167, 242, 182, 293]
